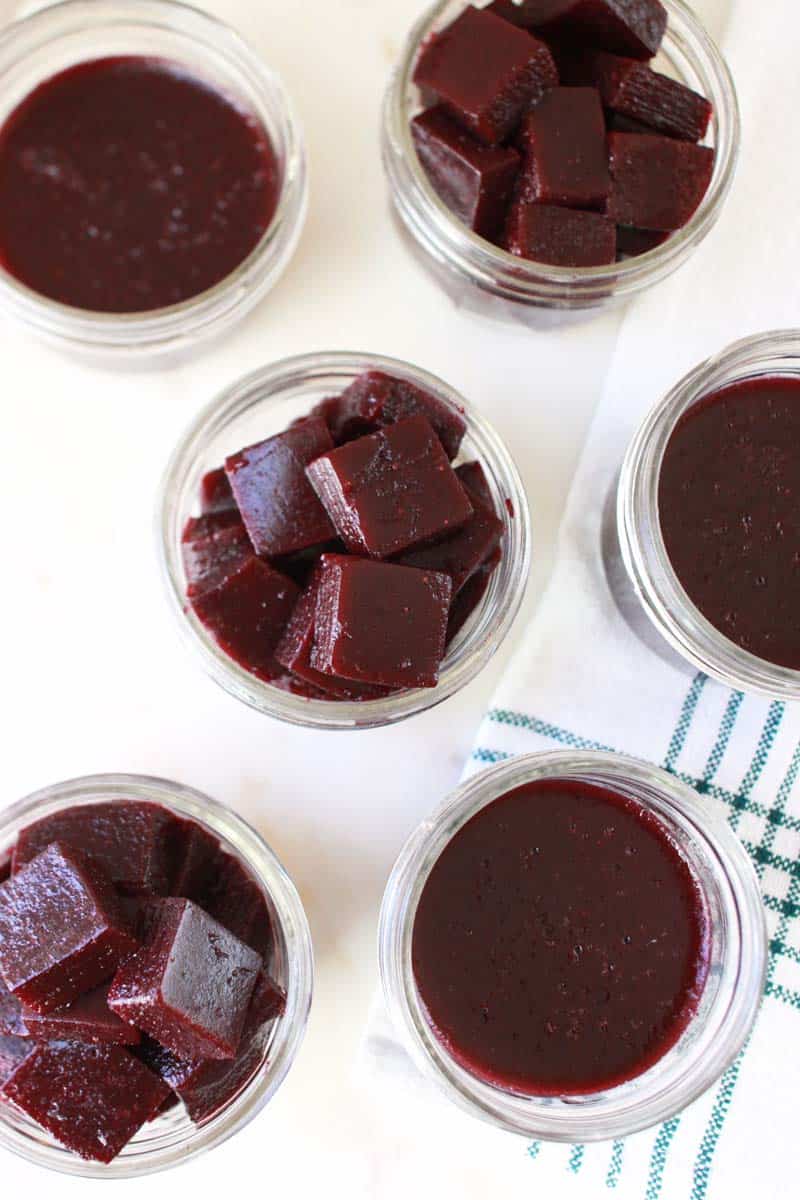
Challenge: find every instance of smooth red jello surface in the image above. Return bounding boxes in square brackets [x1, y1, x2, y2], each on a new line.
[659, 375, 800, 671]
[0, 57, 279, 313]
[412, 779, 709, 1094]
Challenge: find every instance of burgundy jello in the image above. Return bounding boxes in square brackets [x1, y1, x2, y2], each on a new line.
[658, 376, 800, 671]
[0, 57, 279, 313]
[412, 779, 709, 1094]
[607, 131, 714, 231]
[515, 0, 668, 60]
[515, 87, 609, 209]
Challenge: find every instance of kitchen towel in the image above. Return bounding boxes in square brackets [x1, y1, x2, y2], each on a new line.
[359, 2, 800, 1197]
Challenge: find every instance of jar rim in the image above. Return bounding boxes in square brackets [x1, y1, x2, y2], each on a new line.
[617, 329, 800, 701]
[0, 0, 308, 358]
[0, 772, 314, 1178]
[157, 350, 532, 732]
[378, 750, 766, 1141]
[382, 0, 740, 310]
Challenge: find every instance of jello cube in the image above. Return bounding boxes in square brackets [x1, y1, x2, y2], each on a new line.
[518, 0, 668, 60]
[456, 461, 494, 510]
[275, 567, 391, 700]
[190, 556, 300, 683]
[396, 487, 504, 595]
[516, 87, 609, 209]
[564, 49, 712, 141]
[198, 853, 274, 960]
[607, 131, 714, 230]
[182, 510, 242, 544]
[412, 105, 520, 242]
[486, 0, 535, 27]
[306, 416, 473, 559]
[0, 843, 137, 1014]
[224, 417, 335, 557]
[314, 370, 466, 459]
[169, 819, 220, 900]
[13, 802, 182, 896]
[108, 898, 260, 1061]
[446, 548, 502, 644]
[199, 466, 237, 515]
[1, 1042, 169, 1163]
[310, 556, 452, 689]
[505, 200, 616, 264]
[20, 981, 141, 1046]
[0, 1034, 29, 1086]
[182, 522, 253, 599]
[413, 5, 558, 146]
[616, 224, 669, 257]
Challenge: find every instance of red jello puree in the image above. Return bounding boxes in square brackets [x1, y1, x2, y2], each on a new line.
[412, 780, 709, 1095]
[659, 376, 800, 671]
[0, 57, 279, 313]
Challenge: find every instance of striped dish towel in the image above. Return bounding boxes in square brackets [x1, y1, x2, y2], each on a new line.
[360, 3, 800, 1196]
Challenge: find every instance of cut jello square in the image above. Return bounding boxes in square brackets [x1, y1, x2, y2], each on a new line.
[182, 522, 253, 599]
[190, 556, 300, 683]
[20, 981, 141, 1046]
[12, 801, 182, 897]
[505, 200, 616, 265]
[412, 105, 520, 242]
[446, 548, 501, 644]
[198, 853, 274, 960]
[515, 87, 609, 209]
[413, 5, 558, 146]
[0, 843, 137, 1014]
[518, 0, 668, 60]
[169, 819, 220, 901]
[108, 898, 261, 1061]
[199, 466, 237, 515]
[1, 1042, 169, 1163]
[181, 510, 242, 543]
[396, 486, 503, 596]
[607, 131, 714, 230]
[310, 556, 452, 689]
[275, 568, 392, 700]
[306, 415, 473, 559]
[456, 461, 494, 510]
[563, 49, 712, 141]
[314, 370, 466, 459]
[224, 417, 336, 557]
[616, 224, 669, 257]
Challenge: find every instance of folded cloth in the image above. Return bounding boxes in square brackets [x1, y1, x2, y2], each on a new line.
[359, 1, 800, 1196]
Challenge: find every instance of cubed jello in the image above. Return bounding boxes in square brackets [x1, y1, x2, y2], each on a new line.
[505, 199, 616, 264]
[515, 87, 609, 209]
[199, 467, 237, 516]
[313, 370, 466, 459]
[224, 417, 335, 557]
[396, 481, 503, 595]
[182, 522, 253, 599]
[413, 5, 558, 146]
[516, 0, 668, 60]
[306, 415, 473, 559]
[20, 981, 141, 1046]
[607, 132, 714, 231]
[108, 898, 260, 1061]
[1, 1042, 169, 1163]
[310, 556, 452, 689]
[412, 105, 520, 242]
[12, 801, 181, 896]
[0, 843, 137, 1013]
[196, 851, 274, 960]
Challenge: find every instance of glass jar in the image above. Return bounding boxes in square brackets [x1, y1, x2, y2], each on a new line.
[382, 0, 739, 327]
[158, 350, 531, 731]
[0, 0, 308, 364]
[379, 751, 766, 1141]
[0, 773, 313, 1177]
[614, 329, 800, 700]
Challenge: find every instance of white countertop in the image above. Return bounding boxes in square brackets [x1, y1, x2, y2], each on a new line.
[0, 0, 730, 1194]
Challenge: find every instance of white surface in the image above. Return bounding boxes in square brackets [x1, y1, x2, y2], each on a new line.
[0, 0, 731, 1196]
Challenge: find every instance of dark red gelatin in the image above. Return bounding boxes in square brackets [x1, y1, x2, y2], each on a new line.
[181, 510, 242, 544]
[412, 105, 520, 241]
[0, 975, 28, 1037]
[412, 779, 709, 1095]
[456, 460, 494, 509]
[225, 418, 335, 558]
[306, 415, 473, 560]
[413, 6, 558, 146]
[616, 224, 668, 257]
[20, 981, 141, 1046]
[197, 852, 274, 960]
[0, 1034, 29, 1086]
[0, 843, 137, 1013]
[13, 801, 181, 896]
[310, 555, 452, 689]
[108, 898, 260, 1061]
[1, 1042, 169, 1163]
[169, 819, 220, 902]
[516, 87, 609, 209]
[658, 376, 800, 670]
[0, 57, 279, 313]
[182, 522, 253, 599]
[313, 370, 466, 459]
[396, 481, 503, 595]
[199, 468, 238, 516]
[516, 0, 668, 60]
[190, 556, 300, 683]
[562, 49, 712, 142]
[505, 199, 616, 264]
[607, 131, 714, 231]
[446, 549, 501, 644]
[0, 851, 9, 885]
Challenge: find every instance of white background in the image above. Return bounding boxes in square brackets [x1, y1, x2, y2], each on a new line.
[0, 0, 730, 1195]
